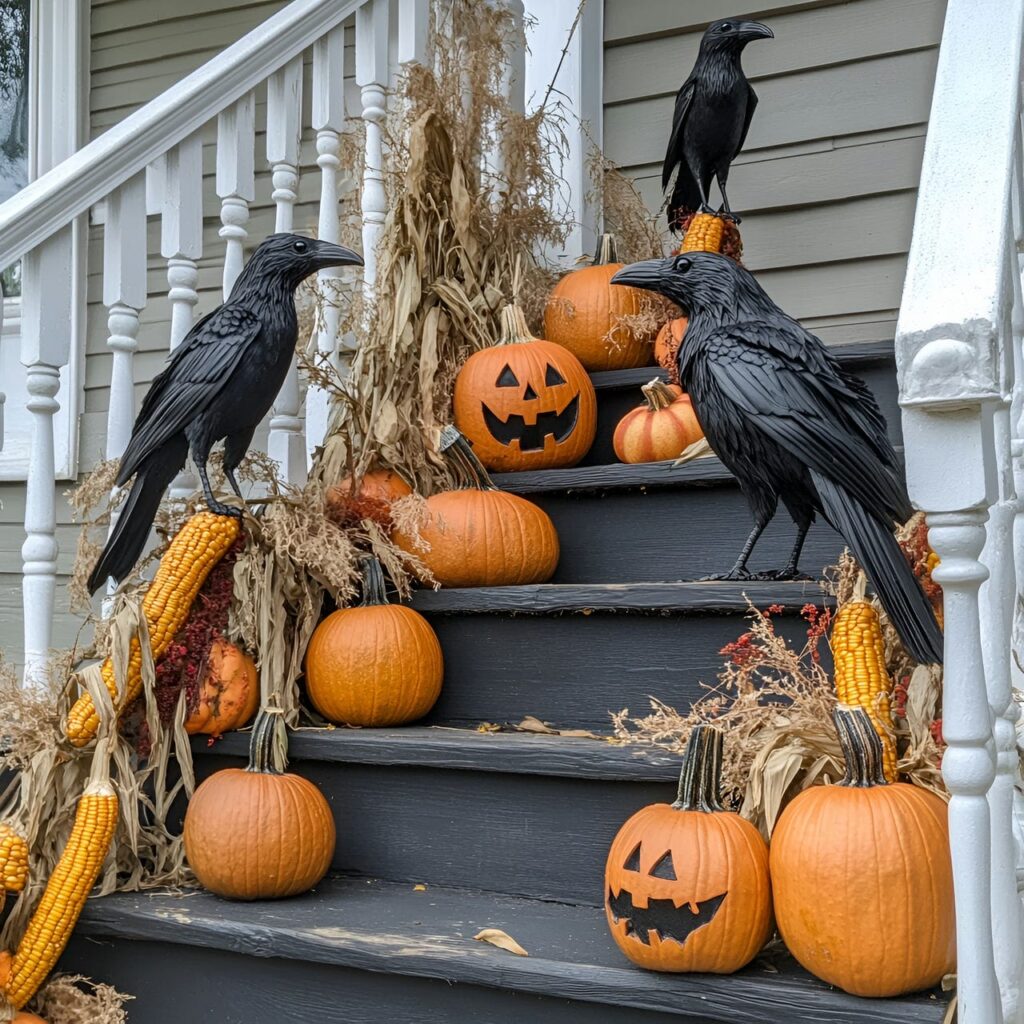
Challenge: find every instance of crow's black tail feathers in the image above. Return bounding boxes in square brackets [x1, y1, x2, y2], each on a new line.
[812, 471, 943, 665]
[87, 438, 187, 595]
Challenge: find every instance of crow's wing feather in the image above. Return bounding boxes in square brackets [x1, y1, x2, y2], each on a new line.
[116, 305, 262, 485]
[702, 320, 911, 522]
[735, 82, 758, 156]
[662, 77, 696, 191]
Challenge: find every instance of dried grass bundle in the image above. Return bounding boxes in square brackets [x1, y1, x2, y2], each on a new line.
[28, 974, 132, 1024]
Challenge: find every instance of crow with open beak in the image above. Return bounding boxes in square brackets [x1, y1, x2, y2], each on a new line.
[662, 18, 773, 230]
[611, 253, 943, 665]
[88, 233, 363, 594]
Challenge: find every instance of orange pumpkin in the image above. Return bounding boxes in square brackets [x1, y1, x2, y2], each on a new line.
[613, 379, 704, 464]
[305, 557, 443, 727]
[325, 468, 413, 531]
[392, 427, 559, 587]
[543, 234, 657, 371]
[605, 725, 772, 973]
[184, 638, 259, 736]
[454, 304, 597, 472]
[770, 706, 955, 997]
[184, 708, 335, 900]
[654, 317, 687, 383]
[13, 1014, 46, 1023]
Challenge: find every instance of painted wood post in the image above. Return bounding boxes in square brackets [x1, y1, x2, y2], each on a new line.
[483, 0, 524, 190]
[19, 227, 74, 687]
[160, 134, 204, 501]
[216, 94, 256, 302]
[306, 26, 347, 463]
[266, 56, 307, 486]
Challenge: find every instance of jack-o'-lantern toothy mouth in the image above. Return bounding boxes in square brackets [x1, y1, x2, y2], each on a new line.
[607, 886, 727, 947]
[481, 395, 580, 452]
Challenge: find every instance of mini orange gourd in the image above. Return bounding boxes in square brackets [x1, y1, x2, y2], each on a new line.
[543, 234, 656, 371]
[305, 557, 443, 727]
[654, 318, 688, 383]
[326, 467, 413, 528]
[392, 427, 559, 588]
[184, 707, 335, 900]
[613, 379, 704, 464]
[184, 638, 260, 736]
[770, 706, 955, 997]
[454, 304, 596, 471]
[605, 725, 772, 973]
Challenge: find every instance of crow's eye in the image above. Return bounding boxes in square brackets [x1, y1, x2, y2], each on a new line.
[675, 257, 692, 273]
[717, 21, 733, 32]
[293, 240, 308, 253]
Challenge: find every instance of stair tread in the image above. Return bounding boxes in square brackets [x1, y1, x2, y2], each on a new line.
[197, 726, 682, 780]
[409, 580, 830, 614]
[76, 875, 947, 1023]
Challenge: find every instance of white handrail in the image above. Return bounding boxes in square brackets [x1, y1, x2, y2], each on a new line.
[0, 0, 362, 270]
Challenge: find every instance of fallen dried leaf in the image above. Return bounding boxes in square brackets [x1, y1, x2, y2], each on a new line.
[413, 884, 427, 892]
[473, 928, 529, 956]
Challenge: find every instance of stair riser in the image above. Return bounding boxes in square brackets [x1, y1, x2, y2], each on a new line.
[192, 753, 675, 905]
[420, 610, 822, 729]
[61, 940, 702, 1023]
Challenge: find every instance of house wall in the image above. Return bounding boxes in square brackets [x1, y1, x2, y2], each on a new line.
[603, 0, 947, 346]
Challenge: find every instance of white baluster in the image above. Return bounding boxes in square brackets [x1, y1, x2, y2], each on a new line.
[20, 227, 74, 687]
[160, 135, 204, 501]
[0, 279, 4, 453]
[306, 27, 347, 464]
[216, 93, 255, 301]
[356, 0, 389, 304]
[266, 56, 306, 486]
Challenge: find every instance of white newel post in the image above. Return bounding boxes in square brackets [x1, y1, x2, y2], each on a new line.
[356, 0, 388, 304]
[305, 26, 346, 463]
[216, 93, 256, 301]
[266, 56, 306, 486]
[161, 135, 204, 500]
[20, 227, 74, 687]
[484, 0, 524, 190]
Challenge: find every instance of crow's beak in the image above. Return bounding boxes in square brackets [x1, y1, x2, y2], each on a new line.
[611, 259, 670, 295]
[738, 21, 773, 40]
[314, 242, 364, 268]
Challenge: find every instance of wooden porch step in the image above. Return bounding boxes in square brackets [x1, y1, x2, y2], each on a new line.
[65, 875, 950, 1024]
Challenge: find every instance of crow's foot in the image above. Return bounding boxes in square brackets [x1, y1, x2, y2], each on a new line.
[699, 568, 752, 582]
[716, 206, 742, 224]
[204, 497, 244, 519]
[766, 567, 814, 582]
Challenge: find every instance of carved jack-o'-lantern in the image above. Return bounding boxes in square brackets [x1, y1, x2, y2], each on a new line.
[454, 304, 597, 472]
[605, 725, 772, 973]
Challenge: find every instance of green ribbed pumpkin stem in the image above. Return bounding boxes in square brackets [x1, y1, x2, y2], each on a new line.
[594, 233, 619, 266]
[359, 555, 390, 607]
[440, 424, 497, 491]
[247, 707, 288, 776]
[835, 705, 888, 788]
[672, 724, 725, 812]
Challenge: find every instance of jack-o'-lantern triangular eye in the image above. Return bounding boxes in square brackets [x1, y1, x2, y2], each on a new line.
[545, 364, 566, 386]
[497, 365, 519, 387]
[650, 852, 676, 880]
[624, 843, 641, 872]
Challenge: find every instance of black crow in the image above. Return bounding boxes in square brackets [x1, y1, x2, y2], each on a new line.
[662, 18, 773, 230]
[611, 253, 943, 664]
[88, 233, 363, 594]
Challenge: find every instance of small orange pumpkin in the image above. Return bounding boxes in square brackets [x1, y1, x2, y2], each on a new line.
[605, 725, 772, 973]
[184, 707, 335, 900]
[543, 234, 657, 371]
[184, 638, 259, 736]
[770, 706, 955, 997]
[654, 317, 687, 383]
[326, 468, 413, 531]
[13, 1013, 46, 1023]
[305, 557, 443, 727]
[454, 304, 597, 472]
[613, 379, 704, 464]
[392, 427, 559, 587]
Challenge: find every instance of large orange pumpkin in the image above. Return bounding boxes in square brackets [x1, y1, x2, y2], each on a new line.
[392, 427, 559, 587]
[654, 317, 687, 384]
[454, 304, 596, 472]
[305, 557, 443, 727]
[325, 468, 413, 531]
[613, 380, 704, 464]
[605, 725, 772, 973]
[543, 234, 657, 371]
[184, 638, 259, 736]
[184, 707, 335, 900]
[770, 706, 955, 997]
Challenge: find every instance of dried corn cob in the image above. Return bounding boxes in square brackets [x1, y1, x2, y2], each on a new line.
[681, 212, 726, 254]
[65, 512, 240, 747]
[0, 825, 28, 896]
[0, 744, 118, 1009]
[832, 578, 898, 782]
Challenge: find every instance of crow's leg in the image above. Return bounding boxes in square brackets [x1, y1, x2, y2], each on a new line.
[715, 173, 741, 224]
[696, 165, 716, 215]
[223, 425, 257, 502]
[196, 458, 243, 518]
[700, 504, 775, 582]
[768, 519, 813, 581]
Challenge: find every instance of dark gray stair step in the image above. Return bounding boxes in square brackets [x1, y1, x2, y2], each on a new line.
[64, 875, 949, 1024]
[404, 581, 829, 729]
[578, 340, 898, 466]
[193, 728, 681, 904]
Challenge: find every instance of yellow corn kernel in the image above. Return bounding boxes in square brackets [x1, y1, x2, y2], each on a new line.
[0, 824, 29, 894]
[65, 512, 240, 747]
[832, 598, 898, 782]
[681, 212, 726, 254]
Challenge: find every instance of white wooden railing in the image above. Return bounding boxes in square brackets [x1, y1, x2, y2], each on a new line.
[0, 0, 517, 684]
[896, 1, 1024, 1021]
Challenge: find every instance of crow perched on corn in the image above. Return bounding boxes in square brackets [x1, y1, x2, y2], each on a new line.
[88, 233, 363, 594]
[611, 252, 943, 665]
[662, 18, 773, 230]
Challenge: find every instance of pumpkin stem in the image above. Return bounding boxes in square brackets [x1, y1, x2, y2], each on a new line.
[672, 724, 725, 812]
[440, 424, 497, 491]
[247, 707, 289, 776]
[498, 303, 537, 346]
[640, 378, 678, 412]
[359, 555, 390, 607]
[835, 705, 888, 788]
[594, 233, 619, 266]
